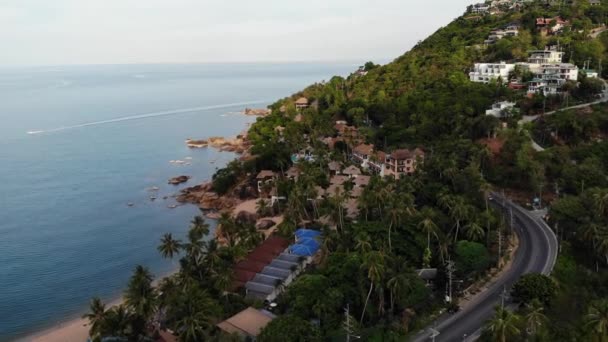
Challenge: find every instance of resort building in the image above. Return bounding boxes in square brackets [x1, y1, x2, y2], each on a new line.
[486, 101, 517, 118]
[469, 62, 516, 83]
[384, 148, 425, 179]
[368, 151, 387, 175]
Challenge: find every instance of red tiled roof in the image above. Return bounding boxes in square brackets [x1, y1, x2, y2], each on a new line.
[353, 143, 374, 155]
[390, 148, 425, 160]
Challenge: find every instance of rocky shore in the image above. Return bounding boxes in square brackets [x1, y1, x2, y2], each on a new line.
[185, 136, 250, 153]
[243, 108, 270, 116]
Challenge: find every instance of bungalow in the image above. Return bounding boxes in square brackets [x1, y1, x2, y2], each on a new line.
[486, 101, 517, 118]
[582, 69, 599, 78]
[343, 165, 362, 177]
[217, 307, 276, 339]
[295, 97, 309, 110]
[351, 143, 375, 167]
[328, 161, 342, 175]
[590, 0, 601, 5]
[257, 170, 277, 193]
[330, 175, 350, 186]
[385, 148, 425, 180]
[354, 175, 371, 187]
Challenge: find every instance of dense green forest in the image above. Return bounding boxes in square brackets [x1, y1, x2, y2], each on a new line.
[83, 1, 608, 341]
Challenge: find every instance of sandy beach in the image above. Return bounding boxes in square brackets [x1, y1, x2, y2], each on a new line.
[21, 269, 178, 342]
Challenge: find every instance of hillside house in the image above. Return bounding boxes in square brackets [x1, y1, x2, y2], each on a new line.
[528, 48, 564, 64]
[471, 3, 490, 13]
[295, 97, 309, 110]
[536, 17, 569, 35]
[486, 101, 517, 118]
[351, 143, 375, 167]
[384, 148, 425, 179]
[485, 24, 519, 44]
[469, 62, 516, 83]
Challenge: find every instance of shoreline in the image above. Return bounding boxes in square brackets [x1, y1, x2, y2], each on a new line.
[19, 268, 179, 342]
[17, 112, 256, 342]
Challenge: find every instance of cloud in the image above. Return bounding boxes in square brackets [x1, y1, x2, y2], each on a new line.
[0, 0, 475, 66]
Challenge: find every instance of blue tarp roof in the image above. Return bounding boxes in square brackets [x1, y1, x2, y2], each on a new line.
[289, 243, 320, 256]
[295, 229, 322, 239]
[298, 237, 320, 249]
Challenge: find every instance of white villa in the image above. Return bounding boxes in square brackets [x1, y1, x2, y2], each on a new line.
[528, 49, 564, 64]
[486, 101, 517, 118]
[485, 24, 519, 44]
[469, 62, 515, 83]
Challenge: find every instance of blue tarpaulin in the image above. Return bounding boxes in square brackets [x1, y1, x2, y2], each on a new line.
[295, 229, 321, 240]
[289, 244, 319, 256]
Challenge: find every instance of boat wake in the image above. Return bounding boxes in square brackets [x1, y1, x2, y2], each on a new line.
[26, 100, 269, 135]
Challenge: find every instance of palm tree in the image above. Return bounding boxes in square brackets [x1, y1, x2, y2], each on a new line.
[189, 216, 210, 239]
[354, 232, 372, 254]
[485, 306, 521, 342]
[387, 272, 409, 314]
[592, 188, 608, 217]
[103, 305, 133, 339]
[449, 197, 471, 242]
[524, 299, 547, 337]
[360, 251, 385, 323]
[464, 221, 485, 242]
[596, 229, 608, 266]
[585, 299, 608, 341]
[124, 265, 157, 321]
[417, 209, 439, 250]
[82, 297, 108, 341]
[158, 233, 182, 259]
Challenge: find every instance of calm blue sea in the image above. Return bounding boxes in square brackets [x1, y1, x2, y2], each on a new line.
[0, 62, 356, 340]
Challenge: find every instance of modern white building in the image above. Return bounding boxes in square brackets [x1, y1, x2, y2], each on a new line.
[469, 62, 516, 83]
[582, 69, 599, 78]
[539, 63, 579, 81]
[486, 101, 517, 117]
[471, 3, 490, 13]
[528, 49, 564, 64]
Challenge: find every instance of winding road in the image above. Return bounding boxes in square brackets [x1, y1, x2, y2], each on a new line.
[412, 193, 558, 342]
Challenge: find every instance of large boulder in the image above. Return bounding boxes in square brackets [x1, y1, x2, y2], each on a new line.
[235, 211, 258, 225]
[168, 175, 190, 185]
[256, 219, 276, 230]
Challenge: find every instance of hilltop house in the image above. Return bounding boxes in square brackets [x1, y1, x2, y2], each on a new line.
[469, 62, 515, 83]
[471, 3, 490, 14]
[295, 97, 309, 110]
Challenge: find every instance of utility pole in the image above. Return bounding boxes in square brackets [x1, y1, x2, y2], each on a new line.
[343, 304, 360, 342]
[500, 285, 509, 309]
[498, 218, 503, 268]
[429, 323, 440, 342]
[446, 260, 456, 303]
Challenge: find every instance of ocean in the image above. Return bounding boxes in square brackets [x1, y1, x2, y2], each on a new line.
[0, 62, 356, 340]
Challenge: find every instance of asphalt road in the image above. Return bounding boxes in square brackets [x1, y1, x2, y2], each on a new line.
[411, 193, 558, 342]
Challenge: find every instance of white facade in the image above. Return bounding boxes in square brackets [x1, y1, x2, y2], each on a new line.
[583, 69, 599, 78]
[528, 50, 564, 64]
[539, 63, 579, 81]
[469, 62, 515, 83]
[471, 3, 490, 13]
[485, 26, 519, 44]
[486, 101, 516, 117]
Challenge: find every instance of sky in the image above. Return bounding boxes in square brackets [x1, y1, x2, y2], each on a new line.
[0, 0, 475, 66]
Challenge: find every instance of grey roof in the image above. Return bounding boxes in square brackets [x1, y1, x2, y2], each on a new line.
[417, 268, 438, 280]
[260, 266, 291, 279]
[245, 281, 275, 294]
